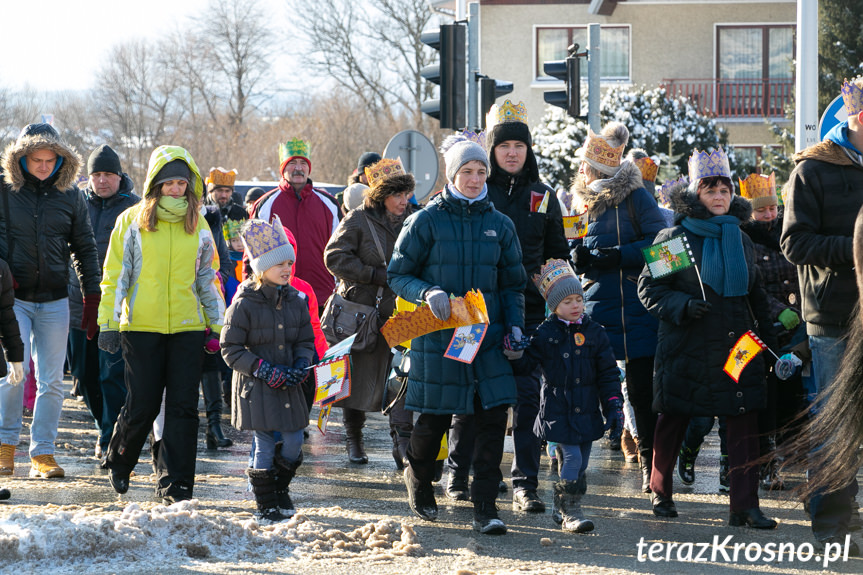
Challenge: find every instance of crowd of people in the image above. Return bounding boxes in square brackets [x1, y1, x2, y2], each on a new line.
[0, 77, 861, 554]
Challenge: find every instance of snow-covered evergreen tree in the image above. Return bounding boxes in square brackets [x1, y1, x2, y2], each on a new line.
[532, 85, 738, 192]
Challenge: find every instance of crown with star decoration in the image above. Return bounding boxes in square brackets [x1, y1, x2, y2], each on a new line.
[688, 148, 731, 182]
[841, 78, 863, 116]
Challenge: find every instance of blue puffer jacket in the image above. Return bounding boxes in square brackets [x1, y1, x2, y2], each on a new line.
[513, 314, 620, 445]
[387, 186, 526, 415]
[569, 161, 666, 360]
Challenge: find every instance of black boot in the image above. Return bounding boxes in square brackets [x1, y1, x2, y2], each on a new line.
[555, 476, 593, 533]
[0, 487, 9, 500]
[343, 408, 368, 464]
[719, 455, 730, 493]
[273, 447, 302, 517]
[640, 459, 652, 494]
[389, 425, 411, 471]
[247, 468, 288, 522]
[202, 372, 232, 449]
[677, 445, 699, 486]
[729, 507, 778, 529]
[473, 500, 507, 534]
[404, 464, 437, 521]
[444, 472, 470, 501]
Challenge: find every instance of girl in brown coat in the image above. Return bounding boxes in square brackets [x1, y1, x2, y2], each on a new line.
[324, 158, 415, 468]
[221, 216, 315, 522]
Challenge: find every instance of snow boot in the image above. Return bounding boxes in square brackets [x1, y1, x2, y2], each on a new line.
[343, 408, 368, 464]
[404, 464, 437, 521]
[473, 500, 507, 535]
[555, 477, 594, 533]
[273, 447, 302, 517]
[247, 468, 288, 522]
[202, 372, 232, 449]
[621, 428, 639, 463]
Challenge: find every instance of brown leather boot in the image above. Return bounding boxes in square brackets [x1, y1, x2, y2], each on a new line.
[621, 428, 639, 463]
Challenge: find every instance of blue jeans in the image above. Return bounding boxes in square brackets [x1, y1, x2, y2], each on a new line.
[808, 334, 858, 540]
[0, 299, 69, 456]
[252, 430, 304, 470]
[558, 442, 592, 482]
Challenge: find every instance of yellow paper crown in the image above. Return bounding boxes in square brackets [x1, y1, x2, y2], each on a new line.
[278, 138, 310, 165]
[583, 128, 626, 171]
[739, 173, 777, 209]
[532, 258, 578, 299]
[841, 78, 863, 116]
[206, 167, 237, 188]
[364, 158, 406, 189]
[688, 148, 731, 182]
[486, 100, 528, 131]
[633, 156, 659, 182]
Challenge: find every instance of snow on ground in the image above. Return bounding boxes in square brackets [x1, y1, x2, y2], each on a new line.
[0, 500, 420, 573]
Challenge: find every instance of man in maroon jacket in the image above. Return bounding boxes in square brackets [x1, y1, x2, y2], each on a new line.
[252, 138, 340, 309]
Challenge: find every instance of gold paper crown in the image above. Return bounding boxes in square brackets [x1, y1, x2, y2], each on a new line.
[583, 128, 626, 170]
[739, 173, 777, 208]
[206, 167, 237, 188]
[688, 148, 731, 182]
[486, 100, 528, 131]
[841, 78, 863, 116]
[633, 156, 659, 182]
[656, 176, 688, 208]
[364, 158, 406, 189]
[460, 130, 487, 150]
[532, 258, 578, 299]
[278, 138, 311, 165]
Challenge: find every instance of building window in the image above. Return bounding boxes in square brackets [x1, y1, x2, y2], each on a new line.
[536, 26, 630, 82]
[716, 24, 794, 117]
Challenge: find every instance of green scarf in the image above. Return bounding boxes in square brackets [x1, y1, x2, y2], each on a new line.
[157, 196, 189, 222]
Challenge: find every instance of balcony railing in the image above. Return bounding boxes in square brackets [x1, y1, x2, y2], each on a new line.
[660, 78, 793, 119]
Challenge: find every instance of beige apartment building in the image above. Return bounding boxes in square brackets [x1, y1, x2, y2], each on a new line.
[467, 0, 796, 165]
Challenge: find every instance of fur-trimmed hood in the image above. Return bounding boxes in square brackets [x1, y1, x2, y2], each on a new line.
[1, 130, 81, 192]
[570, 160, 643, 218]
[669, 181, 752, 224]
[794, 139, 863, 168]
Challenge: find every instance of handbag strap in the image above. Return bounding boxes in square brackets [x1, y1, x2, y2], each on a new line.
[362, 212, 386, 310]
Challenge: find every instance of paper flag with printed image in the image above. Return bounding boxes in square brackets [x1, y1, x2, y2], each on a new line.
[382, 290, 489, 348]
[444, 323, 488, 363]
[322, 333, 356, 360]
[642, 234, 695, 279]
[317, 403, 332, 435]
[723, 330, 767, 383]
[563, 212, 589, 239]
[314, 355, 351, 406]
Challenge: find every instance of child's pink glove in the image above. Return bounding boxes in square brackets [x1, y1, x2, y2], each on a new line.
[204, 328, 220, 354]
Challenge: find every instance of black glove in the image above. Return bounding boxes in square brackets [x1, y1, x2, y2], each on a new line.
[604, 397, 625, 441]
[592, 247, 622, 270]
[573, 245, 594, 269]
[284, 368, 307, 387]
[371, 266, 388, 287]
[255, 360, 292, 390]
[686, 299, 712, 320]
[98, 330, 121, 354]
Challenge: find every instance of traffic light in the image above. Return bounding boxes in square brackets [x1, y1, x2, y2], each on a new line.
[420, 24, 466, 130]
[543, 44, 582, 119]
[479, 77, 514, 129]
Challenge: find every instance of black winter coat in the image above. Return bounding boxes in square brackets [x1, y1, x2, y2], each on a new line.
[781, 140, 863, 337]
[513, 314, 620, 445]
[0, 132, 100, 301]
[0, 258, 24, 376]
[638, 188, 775, 417]
[84, 175, 140, 267]
[487, 171, 570, 326]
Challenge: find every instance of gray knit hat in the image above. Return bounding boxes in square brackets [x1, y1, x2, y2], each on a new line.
[241, 215, 296, 275]
[441, 135, 490, 183]
[533, 259, 584, 313]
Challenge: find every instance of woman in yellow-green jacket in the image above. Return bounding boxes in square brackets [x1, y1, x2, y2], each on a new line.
[97, 145, 225, 504]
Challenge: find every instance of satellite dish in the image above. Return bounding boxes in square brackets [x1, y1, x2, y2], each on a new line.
[383, 130, 439, 202]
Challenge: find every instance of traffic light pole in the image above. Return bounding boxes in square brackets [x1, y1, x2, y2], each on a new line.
[468, 3, 479, 131]
[588, 23, 601, 132]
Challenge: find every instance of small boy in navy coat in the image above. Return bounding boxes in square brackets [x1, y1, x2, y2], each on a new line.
[508, 259, 622, 532]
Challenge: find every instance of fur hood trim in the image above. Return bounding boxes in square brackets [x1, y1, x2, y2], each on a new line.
[365, 173, 416, 207]
[793, 140, 858, 167]
[570, 160, 643, 218]
[669, 183, 752, 224]
[1, 132, 81, 192]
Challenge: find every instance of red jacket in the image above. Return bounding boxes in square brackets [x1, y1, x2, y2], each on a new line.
[254, 180, 339, 304]
[284, 229, 328, 359]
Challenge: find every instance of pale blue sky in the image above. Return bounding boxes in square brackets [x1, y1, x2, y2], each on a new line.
[0, 0, 294, 92]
